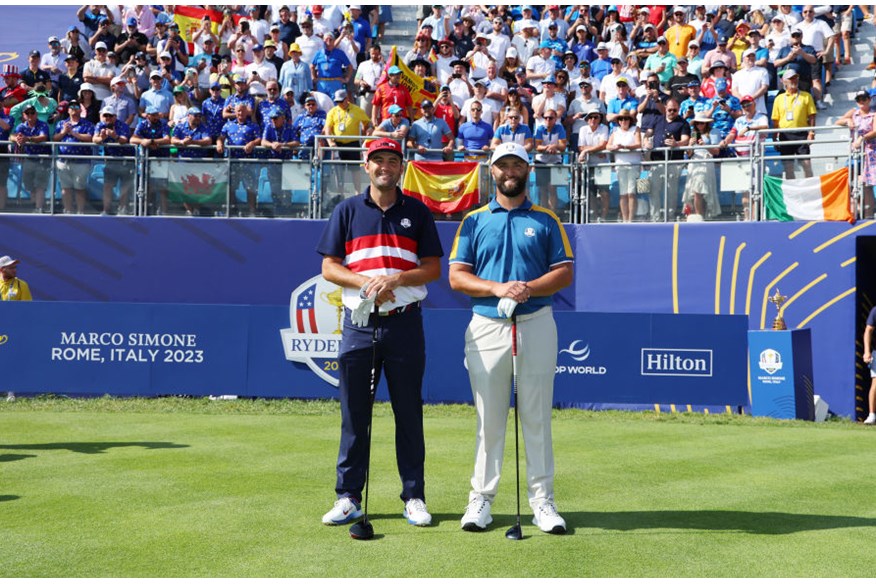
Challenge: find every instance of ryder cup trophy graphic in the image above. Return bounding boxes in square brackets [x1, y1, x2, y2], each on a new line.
[320, 286, 345, 334]
[768, 288, 788, 331]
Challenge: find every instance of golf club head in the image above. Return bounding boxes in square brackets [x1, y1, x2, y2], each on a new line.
[505, 523, 524, 540]
[349, 518, 374, 540]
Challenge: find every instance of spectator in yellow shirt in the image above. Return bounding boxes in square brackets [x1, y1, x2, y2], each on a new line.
[771, 69, 817, 179]
[325, 89, 373, 193]
[0, 255, 31, 402]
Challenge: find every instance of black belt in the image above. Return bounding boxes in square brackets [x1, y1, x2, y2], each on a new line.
[381, 301, 421, 317]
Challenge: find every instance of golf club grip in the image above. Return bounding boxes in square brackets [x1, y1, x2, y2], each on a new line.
[511, 316, 517, 358]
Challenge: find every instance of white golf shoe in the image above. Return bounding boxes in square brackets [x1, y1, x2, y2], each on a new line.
[321, 497, 363, 525]
[531, 500, 567, 534]
[461, 494, 492, 531]
[403, 498, 432, 526]
[864, 413, 876, 425]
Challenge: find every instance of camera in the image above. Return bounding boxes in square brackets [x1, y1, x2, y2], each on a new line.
[648, 81, 658, 90]
[452, 72, 461, 79]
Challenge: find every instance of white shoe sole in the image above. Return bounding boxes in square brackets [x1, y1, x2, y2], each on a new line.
[322, 508, 363, 526]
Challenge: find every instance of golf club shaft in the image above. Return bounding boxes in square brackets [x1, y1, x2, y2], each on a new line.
[362, 315, 379, 520]
[511, 315, 521, 531]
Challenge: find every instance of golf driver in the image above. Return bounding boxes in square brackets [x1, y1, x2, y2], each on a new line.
[505, 314, 524, 541]
[350, 315, 379, 541]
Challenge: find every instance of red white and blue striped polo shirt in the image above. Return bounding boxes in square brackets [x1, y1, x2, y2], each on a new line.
[317, 187, 444, 312]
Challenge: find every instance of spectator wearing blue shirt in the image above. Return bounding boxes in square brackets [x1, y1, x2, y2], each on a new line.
[256, 80, 292, 130]
[533, 110, 567, 211]
[568, 24, 596, 64]
[349, 6, 372, 61]
[491, 107, 534, 151]
[679, 80, 711, 121]
[278, 44, 313, 99]
[373, 104, 410, 141]
[130, 106, 172, 215]
[54, 100, 95, 214]
[217, 103, 263, 217]
[171, 106, 215, 216]
[92, 106, 133, 215]
[12, 104, 51, 212]
[103, 76, 138, 127]
[590, 43, 613, 82]
[456, 100, 494, 161]
[139, 70, 174, 119]
[407, 100, 454, 161]
[542, 23, 567, 68]
[706, 78, 741, 139]
[223, 74, 256, 122]
[606, 79, 640, 129]
[201, 82, 227, 140]
[262, 108, 299, 212]
[310, 33, 351, 97]
[291, 95, 327, 160]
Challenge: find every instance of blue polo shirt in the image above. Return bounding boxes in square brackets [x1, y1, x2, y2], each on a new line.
[172, 122, 212, 158]
[94, 120, 133, 157]
[14, 120, 51, 155]
[316, 187, 444, 312]
[494, 123, 533, 146]
[262, 123, 297, 159]
[449, 198, 574, 318]
[134, 118, 170, 157]
[409, 116, 452, 161]
[201, 96, 226, 139]
[456, 119, 494, 152]
[220, 119, 261, 158]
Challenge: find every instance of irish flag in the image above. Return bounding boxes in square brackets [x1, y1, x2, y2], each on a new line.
[402, 161, 480, 214]
[763, 167, 853, 222]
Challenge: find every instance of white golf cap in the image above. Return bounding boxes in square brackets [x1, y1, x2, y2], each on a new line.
[0, 256, 20, 269]
[490, 142, 530, 165]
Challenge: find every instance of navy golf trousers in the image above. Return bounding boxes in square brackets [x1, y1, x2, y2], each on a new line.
[335, 305, 426, 503]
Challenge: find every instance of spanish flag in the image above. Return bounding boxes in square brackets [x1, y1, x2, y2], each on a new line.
[173, 6, 238, 54]
[763, 167, 853, 223]
[402, 161, 480, 214]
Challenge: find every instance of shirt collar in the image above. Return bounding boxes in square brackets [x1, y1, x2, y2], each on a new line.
[363, 186, 405, 210]
[488, 197, 532, 212]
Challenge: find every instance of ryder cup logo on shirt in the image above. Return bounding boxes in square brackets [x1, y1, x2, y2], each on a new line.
[279, 275, 342, 387]
[401, 218, 412, 228]
[524, 227, 536, 237]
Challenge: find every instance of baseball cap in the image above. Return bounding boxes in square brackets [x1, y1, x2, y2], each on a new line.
[127, 16, 138, 26]
[160, 51, 172, 60]
[741, 95, 755, 103]
[110, 76, 126, 86]
[149, 70, 162, 79]
[421, 99, 434, 108]
[282, 86, 294, 95]
[304, 95, 317, 103]
[677, 55, 689, 63]
[333, 89, 348, 102]
[718, 35, 729, 44]
[47, 35, 60, 43]
[0, 256, 20, 269]
[64, 54, 78, 62]
[742, 49, 756, 58]
[187, 106, 202, 115]
[252, 44, 264, 51]
[782, 69, 799, 80]
[715, 78, 728, 91]
[388, 104, 403, 115]
[543, 75, 557, 85]
[100, 105, 116, 115]
[515, 66, 526, 75]
[656, 36, 667, 44]
[264, 40, 276, 48]
[144, 105, 160, 115]
[94, 41, 107, 51]
[490, 142, 529, 165]
[29, 49, 41, 58]
[616, 76, 629, 86]
[388, 65, 402, 75]
[596, 42, 609, 51]
[268, 108, 285, 118]
[366, 137, 403, 160]
[687, 80, 701, 87]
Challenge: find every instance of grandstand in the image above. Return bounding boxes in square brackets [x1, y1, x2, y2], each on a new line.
[0, 5, 874, 222]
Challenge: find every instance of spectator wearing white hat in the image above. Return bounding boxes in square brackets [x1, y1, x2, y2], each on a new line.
[0, 256, 32, 304]
[486, 16, 511, 70]
[83, 41, 119, 100]
[102, 76, 138, 126]
[511, 18, 540, 65]
[41, 36, 66, 86]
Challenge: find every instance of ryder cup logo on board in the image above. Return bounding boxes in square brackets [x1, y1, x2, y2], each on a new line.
[279, 275, 342, 387]
[758, 348, 783, 375]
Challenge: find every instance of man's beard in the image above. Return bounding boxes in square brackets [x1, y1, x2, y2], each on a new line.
[496, 174, 527, 198]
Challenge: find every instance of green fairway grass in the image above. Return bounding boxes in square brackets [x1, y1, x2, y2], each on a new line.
[1, 397, 874, 577]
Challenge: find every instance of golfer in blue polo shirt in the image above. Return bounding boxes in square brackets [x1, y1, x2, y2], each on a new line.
[316, 137, 443, 530]
[449, 141, 574, 535]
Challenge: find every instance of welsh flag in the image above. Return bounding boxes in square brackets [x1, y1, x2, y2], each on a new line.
[167, 162, 228, 204]
[402, 161, 480, 214]
[763, 167, 853, 223]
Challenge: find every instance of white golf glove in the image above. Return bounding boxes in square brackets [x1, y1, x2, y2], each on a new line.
[351, 284, 376, 327]
[496, 297, 519, 319]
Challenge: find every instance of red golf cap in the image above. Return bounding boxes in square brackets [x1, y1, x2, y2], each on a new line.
[366, 138, 403, 160]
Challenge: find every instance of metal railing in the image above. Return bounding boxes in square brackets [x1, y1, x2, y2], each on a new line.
[0, 124, 864, 223]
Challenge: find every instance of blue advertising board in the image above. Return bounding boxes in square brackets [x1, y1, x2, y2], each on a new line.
[0, 301, 748, 409]
[748, 329, 815, 420]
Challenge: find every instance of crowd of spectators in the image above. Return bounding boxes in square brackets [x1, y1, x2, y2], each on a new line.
[0, 5, 874, 220]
